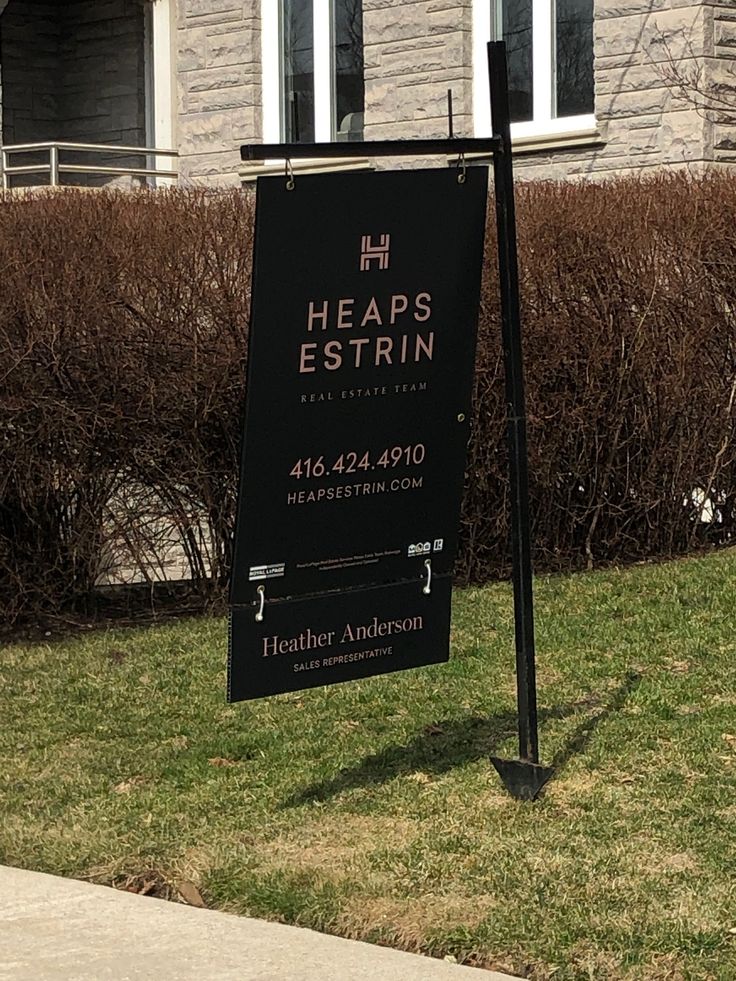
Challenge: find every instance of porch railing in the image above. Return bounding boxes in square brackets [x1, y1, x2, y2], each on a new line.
[0, 142, 179, 189]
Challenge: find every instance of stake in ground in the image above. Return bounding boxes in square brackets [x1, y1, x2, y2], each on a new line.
[2, 551, 735, 980]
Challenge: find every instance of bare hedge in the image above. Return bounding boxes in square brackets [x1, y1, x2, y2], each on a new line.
[461, 173, 736, 580]
[0, 189, 253, 620]
[1, 174, 735, 620]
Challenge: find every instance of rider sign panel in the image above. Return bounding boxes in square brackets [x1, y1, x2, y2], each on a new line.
[229, 167, 488, 701]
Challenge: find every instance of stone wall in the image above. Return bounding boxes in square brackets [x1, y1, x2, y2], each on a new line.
[363, 0, 474, 144]
[175, 0, 261, 184]
[172, 0, 720, 184]
[514, 0, 710, 180]
[4, 1, 736, 185]
[362, 0, 715, 180]
[0, 0, 146, 171]
[59, 0, 146, 148]
[0, 0, 60, 145]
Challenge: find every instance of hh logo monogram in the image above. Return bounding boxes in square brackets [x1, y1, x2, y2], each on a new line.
[360, 234, 391, 271]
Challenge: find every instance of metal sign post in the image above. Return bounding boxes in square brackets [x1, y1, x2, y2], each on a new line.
[236, 40, 552, 800]
[486, 42, 554, 800]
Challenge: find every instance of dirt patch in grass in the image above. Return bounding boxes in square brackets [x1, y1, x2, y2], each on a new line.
[546, 770, 602, 802]
[261, 814, 418, 879]
[113, 869, 176, 901]
[657, 851, 698, 872]
[336, 894, 495, 949]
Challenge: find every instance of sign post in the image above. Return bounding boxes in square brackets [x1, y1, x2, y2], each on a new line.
[233, 41, 553, 800]
[486, 43, 554, 800]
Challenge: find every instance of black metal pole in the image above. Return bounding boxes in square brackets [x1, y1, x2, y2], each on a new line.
[241, 137, 501, 162]
[487, 41, 552, 799]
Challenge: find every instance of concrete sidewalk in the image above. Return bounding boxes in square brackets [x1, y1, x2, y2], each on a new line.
[0, 866, 518, 981]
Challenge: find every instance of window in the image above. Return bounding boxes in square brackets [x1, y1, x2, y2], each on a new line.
[262, 0, 365, 145]
[473, 0, 595, 138]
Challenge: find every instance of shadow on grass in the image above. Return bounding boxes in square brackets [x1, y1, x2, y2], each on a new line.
[549, 669, 641, 771]
[284, 671, 641, 807]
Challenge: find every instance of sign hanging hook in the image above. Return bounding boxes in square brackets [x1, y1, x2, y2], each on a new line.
[255, 584, 266, 622]
[285, 157, 295, 191]
[457, 152, 466, 185]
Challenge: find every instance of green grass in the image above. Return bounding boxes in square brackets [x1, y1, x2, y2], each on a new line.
[2, 551, 736, 980]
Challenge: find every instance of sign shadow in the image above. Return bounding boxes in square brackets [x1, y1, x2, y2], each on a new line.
[281, 671, 641, 808]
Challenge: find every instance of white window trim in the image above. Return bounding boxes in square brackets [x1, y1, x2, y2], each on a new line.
[261, 0, 281, 143]
[472, 0, 493, 137]
[313, 0, 334, 141]
[144, 0, 177, 183]
[473, 0, 597, 144]
[261, 0, 340, 145]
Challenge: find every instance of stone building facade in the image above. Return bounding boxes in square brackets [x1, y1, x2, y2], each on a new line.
[0, 0, 146, 148]
[1, 0, 735, 187]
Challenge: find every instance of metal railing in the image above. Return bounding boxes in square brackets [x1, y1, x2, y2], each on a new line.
[0, 142, 178, 189]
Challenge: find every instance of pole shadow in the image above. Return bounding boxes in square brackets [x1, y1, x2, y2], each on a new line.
[282, 671, 641, 808]
[549, 669, 642, 772]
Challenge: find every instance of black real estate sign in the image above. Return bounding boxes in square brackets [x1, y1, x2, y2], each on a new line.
[229, 167, 488, 702]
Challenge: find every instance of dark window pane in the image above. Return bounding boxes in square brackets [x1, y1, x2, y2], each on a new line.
[334, 0, 364, 140]
[282, 0, 314, 142]
[503, 0, 533, 123]
[556, 0, 594, 117]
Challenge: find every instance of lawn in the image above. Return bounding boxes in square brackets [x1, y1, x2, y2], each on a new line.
[1, 551, 735, 980]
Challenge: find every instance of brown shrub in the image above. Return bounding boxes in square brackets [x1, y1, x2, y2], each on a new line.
[0, 189, 253, 619]
[1, 174, 734, 620]
[460, 172, 736, 580]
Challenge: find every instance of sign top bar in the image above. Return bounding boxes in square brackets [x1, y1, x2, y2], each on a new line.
[240, 137, 502, 163]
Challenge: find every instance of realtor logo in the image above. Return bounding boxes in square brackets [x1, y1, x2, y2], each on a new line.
[408, 542, 431, 557]
[248, 562, 285, 581]
[360, 234, 391, 271]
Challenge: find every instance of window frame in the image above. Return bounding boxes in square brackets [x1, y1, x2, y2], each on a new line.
[472, 0, 595, 140]
[262, 0, 343, 144]
[144, 0, 177, 183]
